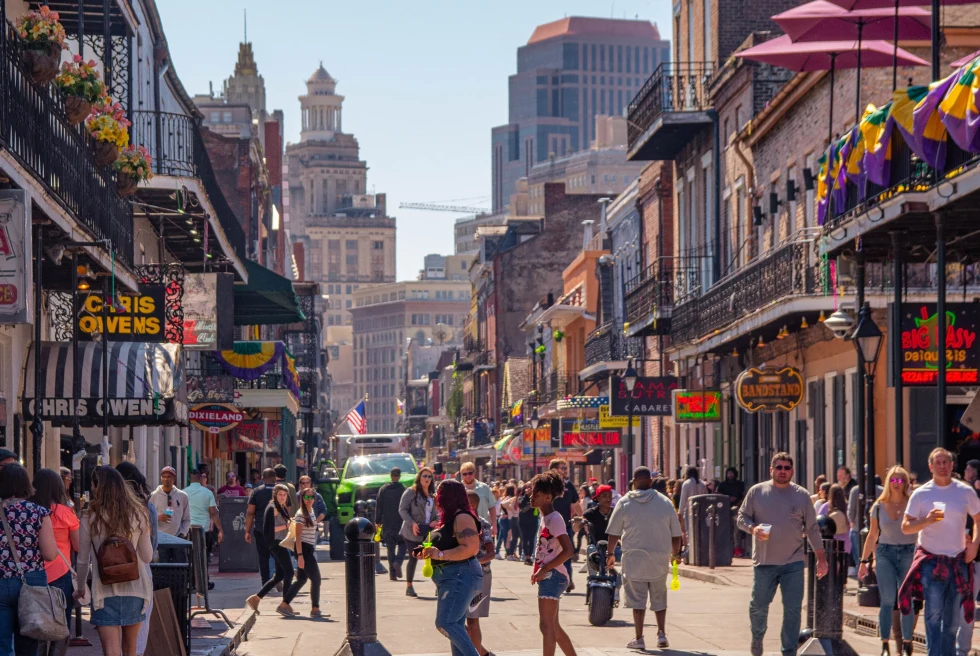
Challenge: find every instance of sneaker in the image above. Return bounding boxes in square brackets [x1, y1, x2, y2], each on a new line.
[245, 594, 261, 614]
[750, 638, 764, 656]
[626, 636, 645, 650]
[405, 585, 418, 598]
[393, 562, 402, 579]
[495, 553, 504, 560]
[507, 554, 519, 561]
[656, 632, 668, 649]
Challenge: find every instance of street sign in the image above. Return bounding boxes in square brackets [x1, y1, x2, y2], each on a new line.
[598, 404, 640, 429]
[672, 390, 722, 423]
[735, 366, 804, 412]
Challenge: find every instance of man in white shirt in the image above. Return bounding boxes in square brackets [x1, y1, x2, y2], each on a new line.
[460, 462, 497, 538]
[902, 448, 980, 656]
[149, 466, 191, 538]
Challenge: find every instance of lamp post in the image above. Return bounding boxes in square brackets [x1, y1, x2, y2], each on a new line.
[530, 408, 540, 476]
[623, 358, 638, 476]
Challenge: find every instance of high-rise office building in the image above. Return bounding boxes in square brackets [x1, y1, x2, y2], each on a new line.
[491, 16, 669, 212]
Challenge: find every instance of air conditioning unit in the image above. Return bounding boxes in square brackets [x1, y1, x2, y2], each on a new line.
[836, 255, 857, 285]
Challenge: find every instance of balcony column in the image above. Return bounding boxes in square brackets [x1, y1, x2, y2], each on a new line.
[890, 231, 903, 464]
[102, 0, 111, 88]
[854, 252, 866, 534]
[936, 214, 947, 449]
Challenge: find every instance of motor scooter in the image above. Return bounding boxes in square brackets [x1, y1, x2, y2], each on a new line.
[585, 536, 619, 626]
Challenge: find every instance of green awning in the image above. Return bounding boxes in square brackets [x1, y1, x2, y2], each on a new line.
[234, 260, 306, 326]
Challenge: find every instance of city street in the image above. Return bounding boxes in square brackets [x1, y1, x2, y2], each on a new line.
[233, 551, 884, 656]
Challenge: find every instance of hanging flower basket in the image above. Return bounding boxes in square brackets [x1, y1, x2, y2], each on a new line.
[85, 99, 130, 166]
[553, 329, 565, 343]
[64, 96, 92, 124]
[116, 173, 138, 197]
[93, 141, 119, 167]
[55, 57, 106, 124]
[15, 6, 67, 86]
[113, 146, 152, 196]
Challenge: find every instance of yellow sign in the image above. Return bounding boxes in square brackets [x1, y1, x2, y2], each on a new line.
[598, 405, 640, 429]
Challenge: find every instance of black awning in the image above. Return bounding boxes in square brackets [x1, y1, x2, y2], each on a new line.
[234, 260, 305, 326]
[23, 342, 188, 426]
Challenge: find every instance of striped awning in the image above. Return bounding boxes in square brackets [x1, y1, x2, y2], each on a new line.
[23, 342, 188, 426]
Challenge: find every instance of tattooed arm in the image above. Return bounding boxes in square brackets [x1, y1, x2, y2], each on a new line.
[421, 514, 482, 561]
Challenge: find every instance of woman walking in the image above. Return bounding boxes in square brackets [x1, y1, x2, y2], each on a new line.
[115, 463, 157, 656]
[32, 468, 79, 656]
[245, 485, 294, 615]
[530, 471, 576, 656]
[281, 488, 328, 618]
[0, 465, 58, 656]
[415, 479, 482, 656]
[398, 467, 438, 598]
[517, 483, 538, 564]
[75, 466, 153, 656]
[858, 466, 917, 656]
[496, 485, 519, 560]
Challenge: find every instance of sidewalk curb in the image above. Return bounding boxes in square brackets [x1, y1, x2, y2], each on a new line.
[203, 608, 257, 656]
[676, 565, 737, 587]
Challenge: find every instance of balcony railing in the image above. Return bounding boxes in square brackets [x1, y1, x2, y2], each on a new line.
[670, 241, 815, 345]
[585, 322, 644, 367]
[627, 61, 714, 149]
[540, 370, 581, 402]
[192, 126, 248, 263]
[0, 25, 133, 267]
[624, 259, 704, 330]
[131, 110, 196, 177]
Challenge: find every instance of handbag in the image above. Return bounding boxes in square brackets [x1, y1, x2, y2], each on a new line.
[0, 501, 69, 641]
[279, 519, 297, 551]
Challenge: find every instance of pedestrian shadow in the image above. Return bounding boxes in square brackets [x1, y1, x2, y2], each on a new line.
[630, 650, 715, 656]
[489, 596, 517, 602]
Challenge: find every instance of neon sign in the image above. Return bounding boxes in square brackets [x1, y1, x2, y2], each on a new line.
[672, 390, 722, 423]
[899, 303, 980, 386]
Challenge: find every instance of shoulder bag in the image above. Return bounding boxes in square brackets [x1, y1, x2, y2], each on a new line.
[0, 502, 69, 641]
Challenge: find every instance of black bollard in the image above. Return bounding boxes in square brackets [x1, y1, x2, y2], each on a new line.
[333, 517, 391, 656]
[364, 499, 388, 576]
[799, 538, 859, 656]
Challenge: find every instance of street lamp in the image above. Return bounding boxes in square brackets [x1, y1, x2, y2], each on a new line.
[623, 358, 638, 473]
[530, 408, 540, 476]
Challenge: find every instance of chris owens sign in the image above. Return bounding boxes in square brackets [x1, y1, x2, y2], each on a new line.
[77, 286, 166, 342]
[899, 303, 979, 385]
[189, 403, 244, 434]
[735, 366, 804, 412]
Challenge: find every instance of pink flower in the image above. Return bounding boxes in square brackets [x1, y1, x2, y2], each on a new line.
[73, 54, 82, 63]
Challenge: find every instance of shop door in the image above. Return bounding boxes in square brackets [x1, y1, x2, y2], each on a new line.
[742, 410, 758, 485]
[796, 419, 809, 485]
[758, 413, 773, 479]
[908, 388, 937, 481]
[809, 379, 826, 480]
[833, 375, 847, 469]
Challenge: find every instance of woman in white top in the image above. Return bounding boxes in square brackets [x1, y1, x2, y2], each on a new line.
[75, 466, 153, 656]
[497, 485, 520, 560]
[399, 467, 438, 598]
[281, 489, 328, 618]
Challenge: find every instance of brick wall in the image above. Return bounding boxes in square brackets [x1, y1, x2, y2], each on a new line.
[200, 128, 251, 233]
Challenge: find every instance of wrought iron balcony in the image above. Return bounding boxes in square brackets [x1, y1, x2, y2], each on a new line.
[540, 370, 581, 402]
[131, 111, 196, 177]
[670, 242, 815, 346]
[584, 322, 643, 368]
[627, 61, 715, 161]
[624, 259, 703, 336]
[0, 25, 134, 267]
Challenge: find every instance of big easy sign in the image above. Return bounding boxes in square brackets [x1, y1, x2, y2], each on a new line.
[610, 375, 679, 416]
[897, 303, 980, 385]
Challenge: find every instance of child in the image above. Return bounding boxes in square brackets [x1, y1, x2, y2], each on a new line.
[465, 490, 496, 656]
[530, 471, 577, 656]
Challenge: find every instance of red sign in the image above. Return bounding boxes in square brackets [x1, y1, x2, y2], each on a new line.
[228, 420, 281, 453]
[561, 431, 622, 448]
[189, 403, 243, 434]
[898, 303, 980, 386]
[0, 285, 18, 306]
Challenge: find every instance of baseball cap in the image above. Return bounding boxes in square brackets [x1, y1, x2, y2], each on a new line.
[0, 448, 16, 462]
[594, 485, 613, 498]
[160, 466, 177, 477]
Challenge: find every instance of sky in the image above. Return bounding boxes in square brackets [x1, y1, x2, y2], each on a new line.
[157, 1, 673, 282]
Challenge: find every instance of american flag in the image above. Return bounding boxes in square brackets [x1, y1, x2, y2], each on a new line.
[345, 400, 367, 434]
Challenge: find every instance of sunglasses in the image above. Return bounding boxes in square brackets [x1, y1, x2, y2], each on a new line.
[772, 465, 793, 471]
[461, 471, 475, 476]
[889, 477, 906, 484]
[302, 494, 316, 500]
[421, 474, 433, 479]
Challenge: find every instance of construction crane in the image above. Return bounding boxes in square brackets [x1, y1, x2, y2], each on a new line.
[400, 199, 490, 214]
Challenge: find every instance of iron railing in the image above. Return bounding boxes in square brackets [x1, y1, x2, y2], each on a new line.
[192, 126, 248, 263]
[624, 259, 704, 327]
[541, 370, 581, 402]
[628, 61, 714, 148]
[671, 241, 815, 345]
[0, 24, 133, 267]
[131, 110, 196, 177]
[584, 322, 644, 367]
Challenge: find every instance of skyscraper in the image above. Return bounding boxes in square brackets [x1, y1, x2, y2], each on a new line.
[491, 16, 669, 212]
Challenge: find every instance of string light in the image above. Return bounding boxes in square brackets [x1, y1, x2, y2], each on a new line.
[801, 316, 809, 329]
[818, 310, 827, 323]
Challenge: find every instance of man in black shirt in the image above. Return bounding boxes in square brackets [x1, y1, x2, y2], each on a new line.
[550, 458, 582, 591]
[375, 468, 407, 579]
[583, 485, 615, 543]
[245, 468, 277, 584]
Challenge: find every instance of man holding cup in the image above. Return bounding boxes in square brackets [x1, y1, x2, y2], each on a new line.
[900, 448, 980, 656]
[738, 452, 828, 656]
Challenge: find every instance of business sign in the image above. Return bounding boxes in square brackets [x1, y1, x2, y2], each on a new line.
[22, 396, 186, 426]
[182, 273, 234, 350]
[77, 286, 166, 342]
[610, 375, 680, 416]
[898, 303, 980, 385]
[187, 375, 235, 404]
[672, 389, 722, 423]
[190, 403, 244, 434]
[522, 427, 551, 455]
[735, 366, 804, 412]
[561, 431, 622, 448]
[228, 420, 281, 453]
[0, 191, 29, 323]
[598, 404, 640, 429]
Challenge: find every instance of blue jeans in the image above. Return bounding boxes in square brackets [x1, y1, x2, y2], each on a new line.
[875, 544, 915, 641]
[432, 559, 483, 656]
[495, 517, 510, 554]
[750, 560, 805, 656]
[48, 570, 74, 628]
[849, 530, 861, 569]
[921, 556, 966, 656]
[955, 561, 980, 656]
[0, 570, 47, 656]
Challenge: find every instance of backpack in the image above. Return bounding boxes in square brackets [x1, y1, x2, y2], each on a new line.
[96, 536, 140, 585]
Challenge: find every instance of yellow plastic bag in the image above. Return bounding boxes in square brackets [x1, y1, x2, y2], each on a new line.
[670, 559, 680, 591]
[374, 525, 382, 543]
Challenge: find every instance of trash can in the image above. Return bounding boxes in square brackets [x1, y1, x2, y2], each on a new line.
[150, 562, 193, 654]
[218, 496, 258, 572]
[156, 531, 192, 563]
[688, 494, 733, 567]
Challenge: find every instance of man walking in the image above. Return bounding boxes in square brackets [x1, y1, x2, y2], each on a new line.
[274, 463, 299, 510]
[678, 466, 708, 544]
[738, 452, 828, 656]
[185, 468, 223, 563]
[244, 469, 277, 585]
[606, 467, 681, 650]
[460, 461, 497, 537]
[900, 448, 980, 656]
[375, 467, 407, 579]
[150, 466, 191, 538]
[550, 459, 583, 592]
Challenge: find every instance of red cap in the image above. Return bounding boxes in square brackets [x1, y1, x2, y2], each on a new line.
[594, 485, 613, 498]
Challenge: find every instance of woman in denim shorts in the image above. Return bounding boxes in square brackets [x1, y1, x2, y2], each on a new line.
[529, 472, 577, 656]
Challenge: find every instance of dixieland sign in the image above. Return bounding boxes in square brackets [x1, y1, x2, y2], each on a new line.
[189, 403, 244, 434]
[735, 366, 804, 412]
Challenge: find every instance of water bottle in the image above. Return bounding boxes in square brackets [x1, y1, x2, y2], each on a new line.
[422, 535, 434, 578]
[670, 558, 680, 591]
[373, 525, 382, 543]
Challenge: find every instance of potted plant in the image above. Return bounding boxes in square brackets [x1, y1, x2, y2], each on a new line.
[553, 328, 565, 343]
[113, 146, 152, 196]
[85, 99, 130, 166]
[15, 6, 67, 85]
[54, 56, 106, 123]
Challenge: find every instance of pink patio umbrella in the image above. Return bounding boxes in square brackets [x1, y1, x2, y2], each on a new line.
[952, 48, 980, 68]
[735, 35, 929, 144]
[774, 0, 931, 96]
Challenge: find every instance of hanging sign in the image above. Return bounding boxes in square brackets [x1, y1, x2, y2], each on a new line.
[187, 375, 235, 404]
[610, 376, 679, 416]
[735, 366, 804, 412]
[182, 273, 234, 350]
[0, 191, 29, 324]
[598, 404, 640, 429]
[77, 286, 167, 342]
[672, 389, 722, 423]
[228, 420, 281, 453]
[561, 431, 622, 448]
[897, 303, 980, 385]
[189, 403, 244, 434]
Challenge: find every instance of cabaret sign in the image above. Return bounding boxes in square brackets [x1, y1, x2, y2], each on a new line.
[898, 303, 979, 385]
[735, 366, 804, 412]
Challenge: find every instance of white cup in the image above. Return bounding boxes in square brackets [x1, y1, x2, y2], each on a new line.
[933, 502, 946, 519]
[758, 523, 772, 538]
